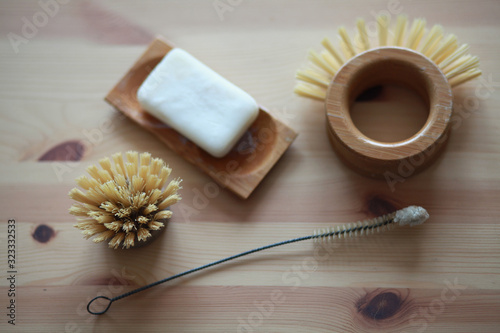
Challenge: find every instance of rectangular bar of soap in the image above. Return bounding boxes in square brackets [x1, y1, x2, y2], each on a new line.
[137, 48, 259, 158]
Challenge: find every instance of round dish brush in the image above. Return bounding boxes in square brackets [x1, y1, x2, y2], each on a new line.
[69, 151, 182, 249]
[295, 15, 481, 100]
[295, 15, 481, 177]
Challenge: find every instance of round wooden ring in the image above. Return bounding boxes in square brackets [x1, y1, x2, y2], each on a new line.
[325, 47, 453, 178]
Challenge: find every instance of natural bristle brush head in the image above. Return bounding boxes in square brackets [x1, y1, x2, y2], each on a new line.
[68, 151, 182, 249]
[295, 15, 481, 100]
[295, 15, 481, 178]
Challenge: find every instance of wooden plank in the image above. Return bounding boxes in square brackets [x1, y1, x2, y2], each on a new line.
[1, 286, 499, 332]
[0, 0, 499, 331]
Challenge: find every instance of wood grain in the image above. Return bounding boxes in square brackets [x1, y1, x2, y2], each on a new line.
[0, 0, 499, 332]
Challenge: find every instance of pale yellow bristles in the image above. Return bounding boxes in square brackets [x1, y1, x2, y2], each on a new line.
[100, 202, 116, 214]
[392, 15, 408, 47]
[69, 205, 89, 217]
[95, 214, 115, 224]
[158, 166, 172, 188]
[137, 228, 151, 242]
[294, 83, 327, 100]
[377, 15, 389, 46]
[446, 55, 480, 80]
[308, 50, 336, 75]
[131, 192, 149, 211]
[81, 224, 108, 239]
[430, 34, 458, 64]
[69, 151, 182, 249]
[139, 152, 151, 168]
[114, 173, 127, 188]
[148, 189, 162, 205]
[442, 54, 471, 75]
[339, 40, 352, 62]
[148, 221, 164, 231]
[99, 157, 113, 177]
[449, 68, 482, 88]
[356, 19, 370, 52]
[320, 51, 341, 72]
[321, 37, 344, 65]
[295, 15, 481, 101]
[82, 225, 108, 239]
[69, 188, 97, 206]
[137, 216, 149, 224]
[78, 219, 105, 229]
[109, 233, 125, 249]
[150, 158, 163, 176]
[406, 19, 426, 50]
[131, 175, 145, 193]
[420, 25, 444, 56]
[75, 175, 99, 191]
[86, 165, 103, 184]
[87, 188, 109, 205]
[112, 153, 126, 176]
[296, 69, 330, 88]
[439, 44, 469, 70]
[158, 194, 182, 211]
[97, 169, 113, 183]
[338, 27, 357, 59]
[155, 210, 173, 220]
[125, 162, 137, 181]
[163, 178, 182, 198]
[145, 175, 161, 193]
[144, 204, 158, 215]
[99, 182, 119, 204]
[92, 230, 116, 243]
[139, 165, 149, 181]
[123, 233, 135, 249]
[126, 151, 139, 167]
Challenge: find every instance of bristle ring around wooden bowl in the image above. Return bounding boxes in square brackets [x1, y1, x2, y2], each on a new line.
[325, 47, 453, 178]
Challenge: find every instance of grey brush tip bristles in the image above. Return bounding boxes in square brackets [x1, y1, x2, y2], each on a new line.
[394, 206, 429, 226]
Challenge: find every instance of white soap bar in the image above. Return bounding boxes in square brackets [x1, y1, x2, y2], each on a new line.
[137, 48, 259, 158]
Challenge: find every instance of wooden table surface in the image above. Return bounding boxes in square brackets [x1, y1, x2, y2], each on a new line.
[1, 0, 499, 332]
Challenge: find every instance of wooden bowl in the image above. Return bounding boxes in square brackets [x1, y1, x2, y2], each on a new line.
[105, 37, 297, 199]
[325, 47, 453, 178]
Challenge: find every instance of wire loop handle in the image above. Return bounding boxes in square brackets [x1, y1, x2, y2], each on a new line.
[87, 296, 113, 315]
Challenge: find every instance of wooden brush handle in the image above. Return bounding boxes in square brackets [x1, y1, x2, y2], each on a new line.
[325, 47, 453, 178]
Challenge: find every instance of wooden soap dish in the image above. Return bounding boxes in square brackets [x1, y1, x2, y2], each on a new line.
[105, 36, 297, 199]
